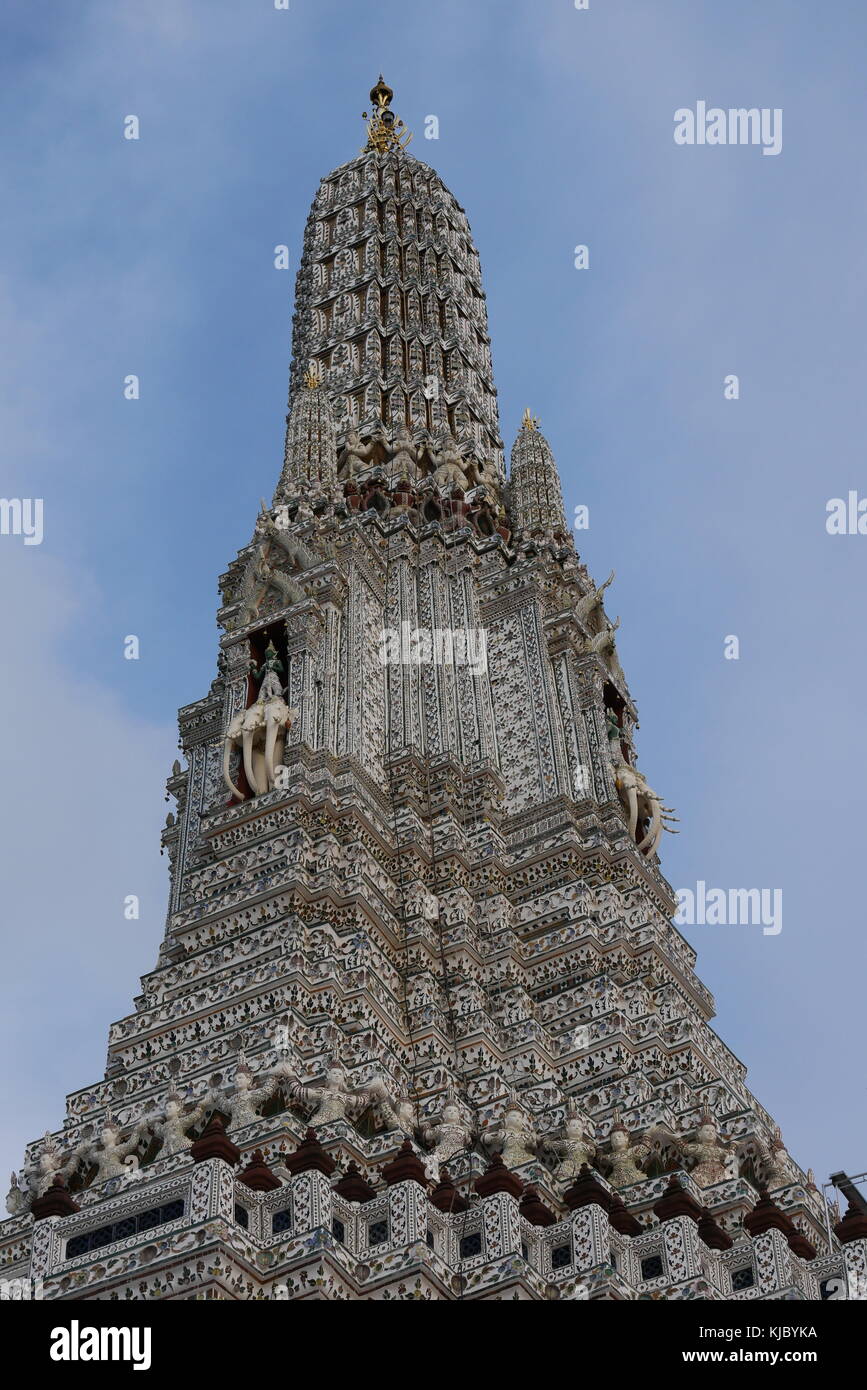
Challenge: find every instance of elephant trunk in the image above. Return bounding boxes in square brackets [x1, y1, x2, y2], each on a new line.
[242, 727, 261, 796]
[264, 711, 280, 789]
[638, 798, 662, 857]
[624, 784, 639, 840]
[223, 737, 245, 801]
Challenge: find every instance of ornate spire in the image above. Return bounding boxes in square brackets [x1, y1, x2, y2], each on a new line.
[9, 77, 833, 1310]
[274, 368, 338, 504]
[362, 75, 412, 153]
[288, 96, 503, 476]
[509, 412, 568, 542]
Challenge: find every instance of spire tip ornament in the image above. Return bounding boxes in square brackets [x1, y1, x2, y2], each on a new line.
[362, 74, 412, 153]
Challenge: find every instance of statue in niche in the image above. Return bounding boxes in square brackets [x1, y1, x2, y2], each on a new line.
[605, 706, 626, 759]
[421, 1091, 474, 1180]
[543, 1099, 597, 1185]
[252, 640, 285, 701]
[222, 643, 298, 801]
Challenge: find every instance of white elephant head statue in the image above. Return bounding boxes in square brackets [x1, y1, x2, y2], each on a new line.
[611, 758, 679, 857]
[223, 697, 298, 800]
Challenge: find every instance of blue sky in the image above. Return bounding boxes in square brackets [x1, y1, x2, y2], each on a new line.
[1, 0, 864, 1189]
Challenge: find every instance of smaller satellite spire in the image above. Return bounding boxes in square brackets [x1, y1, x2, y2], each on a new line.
[274, 371, 337, 504]
[362, 74, 413, 153]
[510, 413, 568, 542]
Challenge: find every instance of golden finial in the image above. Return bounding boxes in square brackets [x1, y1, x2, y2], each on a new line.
[362, 74, 413, 153]
[522, 407, 540, 431]
[303, 363, 320, 390]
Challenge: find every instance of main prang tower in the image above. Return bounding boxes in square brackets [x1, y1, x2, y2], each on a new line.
[3, 79, 863, 1302]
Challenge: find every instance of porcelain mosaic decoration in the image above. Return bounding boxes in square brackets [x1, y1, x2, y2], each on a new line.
[4, 80, 863, 1303]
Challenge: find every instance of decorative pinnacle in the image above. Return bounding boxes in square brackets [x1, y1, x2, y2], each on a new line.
[362, 74, 413, 153]
[522, 407, 540, 431]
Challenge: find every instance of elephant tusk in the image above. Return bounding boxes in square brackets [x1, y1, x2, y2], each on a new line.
[625, 786, 639, 840]
[264, 714, 279, 789]
[638, 798, 662, 856]
[243, 727, 261, 796]
[223, 738, 245, 801]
